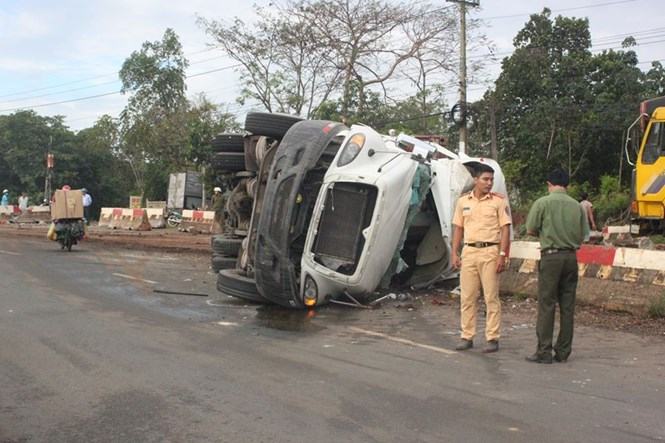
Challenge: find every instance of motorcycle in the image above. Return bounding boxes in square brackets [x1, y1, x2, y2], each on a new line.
[166, 210, 182, 228]
[50, 219, 86, 251]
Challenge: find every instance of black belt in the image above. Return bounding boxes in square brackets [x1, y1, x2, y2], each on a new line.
[541, 248, 575, 255]
[464, 242, 499, 248]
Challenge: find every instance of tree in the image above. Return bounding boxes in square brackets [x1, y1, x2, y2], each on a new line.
[200, 1, 458, 122]
[199, 8, 340, 118]
[488, 9, 595, 193]
[118, 28, 189, 198]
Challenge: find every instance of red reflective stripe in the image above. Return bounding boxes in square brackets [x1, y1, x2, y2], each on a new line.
[133, 209, 144, 218]
[193, 210, 204, 221]
[576, 245, 616, 266]
[112, 208, 123, 217]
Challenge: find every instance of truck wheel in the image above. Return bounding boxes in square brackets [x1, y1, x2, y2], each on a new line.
[244, 112, 303, 139]
[216, 269, 267, 304]
[211, 235, 243, 257]
[212, 133, 245, 153]
[211, 255, 237, 272]
[211, 152, 246, 172]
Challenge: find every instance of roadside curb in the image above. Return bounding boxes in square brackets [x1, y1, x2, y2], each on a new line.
[503, 241, 665, 315]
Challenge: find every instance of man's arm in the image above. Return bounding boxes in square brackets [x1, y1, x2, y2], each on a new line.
[581, 207, 590, 243]
[525, 199, 541, 237]
[451, 224, 464, 270]
[496, 224, 510, 273]
[588, 205, 596, 230]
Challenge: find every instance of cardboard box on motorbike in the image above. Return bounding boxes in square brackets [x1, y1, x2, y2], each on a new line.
[51, 190, 84, 219]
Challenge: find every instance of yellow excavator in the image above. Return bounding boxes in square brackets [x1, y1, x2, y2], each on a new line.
[625, 97, 665, 231]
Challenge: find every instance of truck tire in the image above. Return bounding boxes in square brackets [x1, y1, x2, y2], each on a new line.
[244, 112, 303, 139]
[212, 133, 245, 153]
[216, 269, 267, 303]
[211, 235, 243, 257]
[211, 152, 245, 172]
[211, 255, 237, 272]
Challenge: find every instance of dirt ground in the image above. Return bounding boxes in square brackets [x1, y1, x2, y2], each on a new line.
[2, 222, 664, 338]
[0, 222, 212, 253]
[415, 290, 665, 338]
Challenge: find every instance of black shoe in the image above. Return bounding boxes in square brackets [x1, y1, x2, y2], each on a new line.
[455, 339, 473, 351]
[525, 353, 553, 364]
[483, 340, 499, 353]
[554, 354, 568, 363]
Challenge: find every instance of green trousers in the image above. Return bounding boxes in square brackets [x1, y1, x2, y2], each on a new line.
[536, 251, 578, 359]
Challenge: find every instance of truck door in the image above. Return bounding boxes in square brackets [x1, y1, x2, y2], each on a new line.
[636, 119, 665, 219]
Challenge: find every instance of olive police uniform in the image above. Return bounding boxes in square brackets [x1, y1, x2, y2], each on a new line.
[452, 191, 512, 342]
[526, 189, 588, 361]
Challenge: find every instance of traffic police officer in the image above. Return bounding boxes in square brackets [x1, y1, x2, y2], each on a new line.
[451, 163, 512, 353]
[525, 169, 588, 364]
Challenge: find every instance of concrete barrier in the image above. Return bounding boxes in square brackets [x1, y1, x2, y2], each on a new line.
[180, 209, 215, 233]
[145, 208, 166, 229]
[97, 207, 151, 230]
[123, 208, 151, 231]
[503, 241, 665, 315]
[12, 205, 51, 223]
[98, 208, 115, 228]
[0, 205, 18, 223]
[0, 205, 17, 215]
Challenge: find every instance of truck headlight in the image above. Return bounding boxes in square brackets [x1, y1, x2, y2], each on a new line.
[337, 134, 366, 167]
[303, 275, 318, 307]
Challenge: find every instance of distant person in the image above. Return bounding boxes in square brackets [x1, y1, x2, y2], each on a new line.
[1, 189, 9, 207]
[18, 192, 29, 213]
[525, 169, 589, 364]
[82, 188, 92, 224]
[579, 192, 596, 231]
[212, 187, 225, 227]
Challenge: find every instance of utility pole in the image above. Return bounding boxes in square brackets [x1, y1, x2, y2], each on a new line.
[44, 136, 54, 205]
[447, 0, 479, 155]
[489, 94, 498, 160]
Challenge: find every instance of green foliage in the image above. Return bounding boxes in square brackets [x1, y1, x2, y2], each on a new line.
[0, 112, 135, 216]
[590, 175, 630, 226]
[314, 83, 451, 135]
[477, 8, 653, 199]
[647, 294, 665, 319]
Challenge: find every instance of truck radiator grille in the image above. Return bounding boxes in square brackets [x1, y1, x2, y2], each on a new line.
[313, 183, 377, 274]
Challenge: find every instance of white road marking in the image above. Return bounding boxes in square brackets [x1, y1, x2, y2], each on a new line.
[0, 250, 21, 256]
[112, 273, 157, 285]
[349, 327, 456, 355]
[217, 321, 239, 326]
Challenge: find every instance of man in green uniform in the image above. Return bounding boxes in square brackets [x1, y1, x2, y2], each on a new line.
[525, 169, 589, 364]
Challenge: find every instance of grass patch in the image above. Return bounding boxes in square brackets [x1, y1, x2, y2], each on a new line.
[647, 293, 665, 318]
[650, 234, 665, 244]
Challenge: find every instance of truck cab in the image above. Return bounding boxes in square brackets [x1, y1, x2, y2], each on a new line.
[629, 99, 665, 224]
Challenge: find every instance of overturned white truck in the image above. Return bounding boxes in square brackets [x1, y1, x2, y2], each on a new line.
[216, 117, 509, 309]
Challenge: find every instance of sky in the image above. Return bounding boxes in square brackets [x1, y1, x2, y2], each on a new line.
[0, 0, 663, 131]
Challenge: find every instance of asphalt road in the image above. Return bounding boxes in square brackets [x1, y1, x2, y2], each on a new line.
[1, 236, 664, 443]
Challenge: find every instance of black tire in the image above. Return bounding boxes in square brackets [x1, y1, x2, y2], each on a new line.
[244, 112, 303, 139]
[211, 152, 246, 172]
[212, 133, 245, 153]
[216, 269, 267, 303]
[211, 255, 237, 272]
[211, 236, 242, 257]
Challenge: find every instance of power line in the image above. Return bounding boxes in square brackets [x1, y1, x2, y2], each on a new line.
[0, 63, 242, 114]
[0, 46, 225, 100]
[478, 0, 638, 21]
